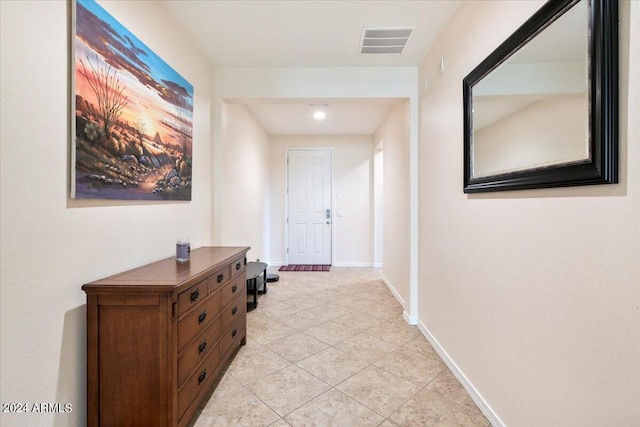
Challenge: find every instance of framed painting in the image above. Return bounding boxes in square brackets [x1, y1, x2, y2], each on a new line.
[72, 0, 194, 200]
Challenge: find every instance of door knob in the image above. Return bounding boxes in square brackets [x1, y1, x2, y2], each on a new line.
[326, 221, 331, 225]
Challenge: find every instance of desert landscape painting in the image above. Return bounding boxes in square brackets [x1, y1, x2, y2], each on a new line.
[72, 0, 194, 200]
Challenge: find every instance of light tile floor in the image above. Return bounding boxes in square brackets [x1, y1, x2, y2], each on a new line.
[193, 267, 490, 427]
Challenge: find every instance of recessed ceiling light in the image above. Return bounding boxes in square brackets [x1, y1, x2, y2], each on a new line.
[313, 111, 326, 120]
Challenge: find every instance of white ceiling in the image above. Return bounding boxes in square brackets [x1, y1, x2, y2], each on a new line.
[163, 1, 460, 68]
[162, 0, 461, 135]
[236, 98, 405, 135]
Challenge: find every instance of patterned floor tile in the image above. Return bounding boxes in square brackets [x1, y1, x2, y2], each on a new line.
[227, 346, 290, 385]
[284, 388, 384, 426]
[334, 332, 398, 364]
[193, 268, 488, 426]
[373, 345, 446, 388]
[195, 387, 279, 426]
[296, 347, 368, 386]
[246, 365, 330, 416]
[389, 390, 488, 427]
[424, 369, 480, 413]
[336, 365, 419, 417]
[264, 332, 329, 363]
[304, 321, 358, 345]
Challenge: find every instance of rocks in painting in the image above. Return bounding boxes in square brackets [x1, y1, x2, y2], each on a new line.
[165, 168, 178, 182]
[158, 153, 172, 166]
[137, 153, 171, 169]
[108, 137, 127, 157]
[152, 167, 186, 194]
[133, 144, 144, 158]
[178, 160, 189, 177]
[85, 174, 127, 186]
[123, 154, 138, 164]
[153, 132, 163, 145]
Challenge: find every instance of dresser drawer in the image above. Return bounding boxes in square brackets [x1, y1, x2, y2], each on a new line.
[208, 266, 231, 294]
[221, 315, 245, 359]
[220, 294, 246, 332]
[220, 275, 244, 308]
[177, 316, 221, 387]
[178, 291, 221, 351]
[230, 256, 246, 278]
[177, 341, 221, 420]
[177, 277, 209, 318]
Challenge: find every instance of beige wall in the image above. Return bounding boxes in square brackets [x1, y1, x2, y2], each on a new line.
[375, 103, 410, 308]
[474, 97, 589, 177]
[0, 1, 215, 426]
[373, 148, 384, 267]
[211, 68, 419, 267]
[418, 1, 639, 425]
[268, 135, 373, 266]
[219, 104, 270, 261]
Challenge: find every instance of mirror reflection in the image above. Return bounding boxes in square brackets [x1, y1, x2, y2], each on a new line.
[472, 0, 588, 178]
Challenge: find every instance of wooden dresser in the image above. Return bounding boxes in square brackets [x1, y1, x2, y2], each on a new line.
[82, 246, 250, 427]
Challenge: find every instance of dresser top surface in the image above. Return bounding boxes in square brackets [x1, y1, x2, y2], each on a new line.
[82, 246, 250, 293]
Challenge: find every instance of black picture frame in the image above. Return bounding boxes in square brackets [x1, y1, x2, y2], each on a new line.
[463, 0, 618, 193]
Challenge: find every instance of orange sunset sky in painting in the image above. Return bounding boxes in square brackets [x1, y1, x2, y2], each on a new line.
[74, 0, 193, 150]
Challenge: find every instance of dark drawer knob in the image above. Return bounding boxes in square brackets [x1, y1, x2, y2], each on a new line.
[198, 370, 207, 384]
[198, 311, 207, 324]
[232, 306, 238, 315]
[231, 328, 238, 338]
[190, 289, 200, 303]
[217, 274, 224, 283]
[198, 340, 207, 353]
[232, 284, 238, 293]
[235, 262, 241, 271]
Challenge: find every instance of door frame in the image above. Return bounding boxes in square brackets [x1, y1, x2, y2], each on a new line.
[284, 147, 334, 265]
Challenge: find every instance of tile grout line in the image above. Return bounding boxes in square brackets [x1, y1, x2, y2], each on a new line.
[198, 268, 489, 426]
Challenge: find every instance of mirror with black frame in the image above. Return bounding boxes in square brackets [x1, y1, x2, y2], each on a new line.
[463, 0, 618, 193]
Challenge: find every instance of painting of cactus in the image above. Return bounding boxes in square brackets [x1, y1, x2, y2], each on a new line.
[72, 0, 193, 200]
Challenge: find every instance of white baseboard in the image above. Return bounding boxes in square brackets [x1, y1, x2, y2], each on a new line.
[403, 311, 417, 325]
[265, 261, 285, 267]
[417, 320, 504, 427]
[262, 261, 382, 268]
[382, 275, 405, 306]
[332, 262, 372, 267]
[269, 261, 374, 268]
[382, 276, 416, 326]
[372, 262, 383, 268]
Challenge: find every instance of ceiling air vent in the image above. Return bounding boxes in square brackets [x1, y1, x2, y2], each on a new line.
[360, 27, 415, 54]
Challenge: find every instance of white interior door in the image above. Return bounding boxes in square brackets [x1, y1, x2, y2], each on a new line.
[287, 149, 332, 265]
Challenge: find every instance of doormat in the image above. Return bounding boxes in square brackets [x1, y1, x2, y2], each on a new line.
[278, 265, 330, 272]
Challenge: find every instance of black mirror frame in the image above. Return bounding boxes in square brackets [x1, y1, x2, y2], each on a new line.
[463, 0, 618, 193]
